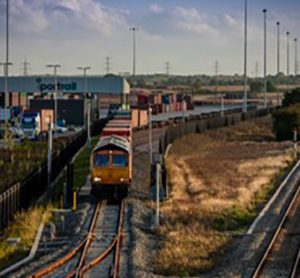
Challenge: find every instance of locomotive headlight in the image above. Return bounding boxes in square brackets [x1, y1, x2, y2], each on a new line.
[94, 177, 101, 182]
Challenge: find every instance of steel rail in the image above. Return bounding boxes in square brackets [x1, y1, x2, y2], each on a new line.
[252, 182, 300, 278]
[290, 246, 300, 278]
[112, 200, 125, 278]
[29, 201, 102, 278]
[74, 201, 103, 278]
[72, 199, 125, 278]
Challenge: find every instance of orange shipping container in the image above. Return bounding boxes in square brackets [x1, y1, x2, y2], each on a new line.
[11, 92, 19, 107]
[40, 109, 54, 132]
[154, 94, 162, 104]
[131, 109, 139, 128]
[139, 109, 148, 127]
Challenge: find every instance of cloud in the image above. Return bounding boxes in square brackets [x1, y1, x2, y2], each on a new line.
[172, 6, 218, 36]
[6, 0, 129, 36]
[149, 3, 163, 15]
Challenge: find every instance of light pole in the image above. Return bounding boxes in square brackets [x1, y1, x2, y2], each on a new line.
[129, 27, 138, 97]
[46, 64, 61, 132]
[77, 66, 91, 147]
[277, 22, 280, 106]
[277, 22, 280, 75]
[243, 0, 248, 113]
[47, 117, 53, 200]
[149, 106, 152, 164]
[0, 62, 12, 121]
[263, 9, 267, 109]
[287, 32, 290, 76]
[220, 94, 224, 118]
[295, 38, 298, 76]
[181, 94, 186, 123]
[5, 0, 9, 121]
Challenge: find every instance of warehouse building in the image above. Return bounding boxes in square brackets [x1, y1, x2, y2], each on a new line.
[0, 75, 130, 107]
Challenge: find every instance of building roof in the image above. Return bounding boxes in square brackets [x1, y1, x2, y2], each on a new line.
[0, 75, 130, 94]
[93, 135, 130, 153]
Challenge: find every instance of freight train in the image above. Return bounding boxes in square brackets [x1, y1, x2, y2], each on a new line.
[90, 110, 132, 198]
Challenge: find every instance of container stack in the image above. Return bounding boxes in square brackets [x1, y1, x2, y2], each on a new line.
[134, 91, 194, 116]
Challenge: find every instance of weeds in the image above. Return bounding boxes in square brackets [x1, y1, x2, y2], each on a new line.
[155, 116, 294, 275]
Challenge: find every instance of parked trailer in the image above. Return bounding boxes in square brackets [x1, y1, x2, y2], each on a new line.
[21, 109, 54, 140]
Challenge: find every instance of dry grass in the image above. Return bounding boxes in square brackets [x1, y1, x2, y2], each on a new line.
[0, 205, 52, 271]
[155, 116, 294, 275]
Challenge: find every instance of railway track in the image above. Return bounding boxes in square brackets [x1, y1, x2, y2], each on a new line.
[251, 182, 300, 278]
[29, 199, 125, 278]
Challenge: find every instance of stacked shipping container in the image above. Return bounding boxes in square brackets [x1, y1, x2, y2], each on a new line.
[135, 91, 193, 115]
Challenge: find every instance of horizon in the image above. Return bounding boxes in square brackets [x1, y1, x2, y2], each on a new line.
[0, 0, 299, 76]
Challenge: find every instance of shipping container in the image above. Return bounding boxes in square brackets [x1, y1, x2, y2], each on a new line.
[162, 94, 170, 104]
[30, 99, 84, 126]
[0, 108, 11, 121]
[137, 95, 149, 106]
[154, 94, 162, 104]
[11, 92, 20, 107]
[131, 109, 139, 128]
[20, 94, 28, 110]
[102, 127, 131, 138]
[40, 109, 54, 132]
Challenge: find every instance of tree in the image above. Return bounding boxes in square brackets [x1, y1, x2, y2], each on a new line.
[250, 81, 263, 93]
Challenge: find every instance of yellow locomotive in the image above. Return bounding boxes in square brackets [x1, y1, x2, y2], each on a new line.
[90, 114, 132, 198]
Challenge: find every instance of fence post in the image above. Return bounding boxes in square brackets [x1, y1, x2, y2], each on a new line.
[67, 161, 74, 208]
[0, 194, 3, 230]
[3, 192, 8, 228]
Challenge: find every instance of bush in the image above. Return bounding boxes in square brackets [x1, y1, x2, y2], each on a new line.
[282, 87, 300, 107]
[272, 104, 300, 140]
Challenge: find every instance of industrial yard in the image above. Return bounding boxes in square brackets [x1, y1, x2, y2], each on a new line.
[1, 0, 300, 277]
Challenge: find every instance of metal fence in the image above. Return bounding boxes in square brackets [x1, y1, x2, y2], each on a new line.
[159, 108, 272, 155]
[0, 118, 107, 231]
[158, 108, 275, 191]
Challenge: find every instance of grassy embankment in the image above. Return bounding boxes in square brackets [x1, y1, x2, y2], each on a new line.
[73, 137, 99, 190]
[0, 135, 76, 194]
[155, 116, 294, 276]
[0, 205, 52, 271]
[0, 134, 91, 271]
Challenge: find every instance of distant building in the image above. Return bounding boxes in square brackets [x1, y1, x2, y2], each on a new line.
[0, 75, 130, 95]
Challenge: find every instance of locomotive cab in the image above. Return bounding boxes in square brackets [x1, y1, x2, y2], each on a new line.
[91, 135, 132, 197]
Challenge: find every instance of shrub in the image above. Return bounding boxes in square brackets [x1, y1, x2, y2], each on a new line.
[272, 104, 300, 140]
[282, 87, 300, 107]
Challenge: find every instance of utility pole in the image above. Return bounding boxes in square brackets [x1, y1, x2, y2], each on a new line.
[5, 0, 10, 124]
[295, 38, 298, 76]
[277, 22, 281, 106]
[263, 9, 267, 109]
[243, 0, 248, 113]
[214, 60, 219, 93]
[287, 32, 290, 76]
[105, 57, 111, 75]
[46, 64, 61, 133]
[255, 61, 259, 78]
[155, 163, 161, 227]
[21, 58, 30, 76]
[77, 66, 91, 148]
[47, 118, 53, 200]
[149, 106, 152, 164]
[277, 22, 280, 75]
[0, 62, 12, 124]
[165, 62, 170, 76]
[129, 27, 138, 95]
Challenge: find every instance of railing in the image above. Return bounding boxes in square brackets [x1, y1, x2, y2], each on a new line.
[0, 118, 107, 231]
[157, 107, 276, 192]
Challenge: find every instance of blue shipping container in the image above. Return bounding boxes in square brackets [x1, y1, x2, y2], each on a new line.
[0, 108, 11, 121]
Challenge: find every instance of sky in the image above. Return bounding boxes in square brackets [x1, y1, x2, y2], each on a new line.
[0, 0, 299, 76]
